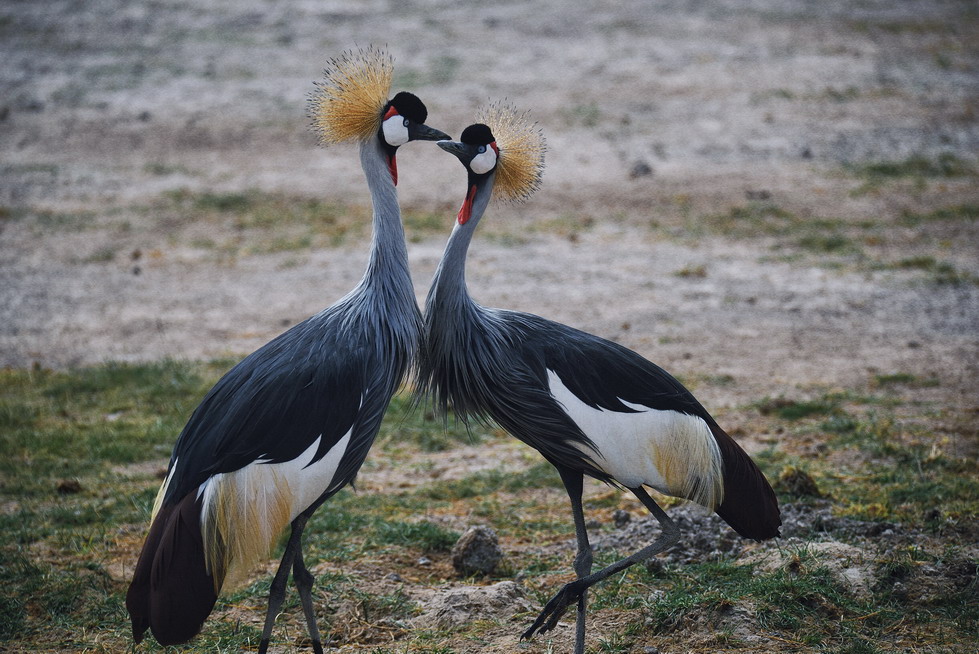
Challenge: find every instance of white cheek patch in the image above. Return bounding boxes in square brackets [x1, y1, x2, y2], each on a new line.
[470, 148, 498, 175]
[382, 115, 410, 147]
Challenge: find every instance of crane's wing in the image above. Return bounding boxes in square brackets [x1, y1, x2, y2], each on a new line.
[161, 314, 376, 508]
[510, 312, 780, 541]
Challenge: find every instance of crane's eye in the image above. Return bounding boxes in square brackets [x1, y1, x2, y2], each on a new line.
[403, 118, 409, 127]
[477, 145, 487, 153]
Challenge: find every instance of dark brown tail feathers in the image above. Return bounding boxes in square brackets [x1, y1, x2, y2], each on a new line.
[709, 422, 781, 540]
[126, 492, 218, 646]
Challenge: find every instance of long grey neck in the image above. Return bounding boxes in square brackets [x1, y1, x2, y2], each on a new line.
[356, 138, 414, 305]
[426, 174, 496, 315]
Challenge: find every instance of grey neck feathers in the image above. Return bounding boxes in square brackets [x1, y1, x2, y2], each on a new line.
[354, 139, 415, 310]
[426, 173, 496, 316]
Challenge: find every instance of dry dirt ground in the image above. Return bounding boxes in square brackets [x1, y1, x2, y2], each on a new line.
[2, 0, 978, 652]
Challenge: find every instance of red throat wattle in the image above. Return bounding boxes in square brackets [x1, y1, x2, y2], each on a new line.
[383, 106, 400, 185]
[458, 185, 477, 225]
[387, 154, 398, 186]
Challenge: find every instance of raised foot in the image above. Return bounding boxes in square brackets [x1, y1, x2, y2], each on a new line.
[521, 580, 586, 640]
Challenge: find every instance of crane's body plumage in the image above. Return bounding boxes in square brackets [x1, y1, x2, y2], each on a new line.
[126, 55, 444, 649]
[421, 229, 777, 539]
[420, 114, 779, 653]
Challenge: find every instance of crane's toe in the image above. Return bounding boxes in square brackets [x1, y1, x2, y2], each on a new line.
[521, 579, 586, 640]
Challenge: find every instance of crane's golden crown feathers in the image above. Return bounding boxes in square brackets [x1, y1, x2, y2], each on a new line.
[310, 46, 394, 145]
[477, 102, 546, 202]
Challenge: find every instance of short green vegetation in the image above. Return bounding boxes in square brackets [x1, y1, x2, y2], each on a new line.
[1, 362, 976, 652]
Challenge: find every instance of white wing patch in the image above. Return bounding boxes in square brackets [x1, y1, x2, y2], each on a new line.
[283, 430, 353, 521]
[546, 369, 723, 508]
[197, 427, 354, 590]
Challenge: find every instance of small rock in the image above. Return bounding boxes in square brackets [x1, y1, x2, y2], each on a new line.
[613, 509, 632, 528]
[629, 160, 654, 179]
[776, 465, 822, 498]
[643, 647, 661, 654]
[585, 518, 602, 529]
[417, 556, 432, 567]
[745, 189, 771, 200]
[451, 525, 503, 576]
[56, 479, 82, 494]
[413, 581, 536, 629]
[385, 572, 403, 583]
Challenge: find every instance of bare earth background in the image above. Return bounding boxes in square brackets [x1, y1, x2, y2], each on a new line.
[1, 0, 977, 652]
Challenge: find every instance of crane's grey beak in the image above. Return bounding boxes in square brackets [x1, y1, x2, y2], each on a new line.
[412, 124, 451, 142]
[437, 140, 468, 160]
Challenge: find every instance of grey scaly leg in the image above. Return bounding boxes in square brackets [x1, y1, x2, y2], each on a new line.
[293, 547, 324, 654]
[545, 467, 593, 654]
[523, 485, 679, 640]
[258, 515, 309, 654]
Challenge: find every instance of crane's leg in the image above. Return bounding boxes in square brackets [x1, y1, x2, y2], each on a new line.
[523, 485, 679, 640]
[258, 514, 310, 654]
[293, 548, 324, 654]
[522, 467, 592, 653]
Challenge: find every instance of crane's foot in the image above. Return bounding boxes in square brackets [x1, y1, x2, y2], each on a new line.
[521, 579, 586, 640]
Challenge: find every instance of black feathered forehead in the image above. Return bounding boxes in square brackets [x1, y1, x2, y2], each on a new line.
[387, 91, 427, 124]
[460, 123, 495, 146]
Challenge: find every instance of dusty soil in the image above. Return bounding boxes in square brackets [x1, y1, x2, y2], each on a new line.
[2, 0, 978, 652]
[2, 0, 977, 402]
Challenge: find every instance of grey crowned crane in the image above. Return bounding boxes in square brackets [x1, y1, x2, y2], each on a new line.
[418, 105, 781, 654]
[125, 48, 448, 653]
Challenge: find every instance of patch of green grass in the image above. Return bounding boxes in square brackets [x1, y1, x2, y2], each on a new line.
[848, 154, 975, 180]
[403, 209, 449, 242]
[3, 360, 977, 651]
[158, 189, 369, 249]
[428, 55, 460, 85]
[796, 232, 857, 254]
[562, 103, 602, 127]
[420, 461, 563, 501]
[533, 212, 596, 237]
[81, 246, 117, 263]
[673, 264, 707, 278]
[635, 544, 974, 649]
[349, 587, 419, 623]
[899, 204, 979, 226]
[822, 86, 861, 102]
[378, 395, 488, 453]
[847, 154, 977, 195]
[702, 203, 799, 238]
[758, 396, 840, 421]
[887, 256, 979, 285]
[0, 361, 213, 497]
[28, 209, 97, 233]
[873, 372, 940, 388]
[816, 411, 979, 526]
[143, 162, 193, 176]
[373, 520, 459, 553]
